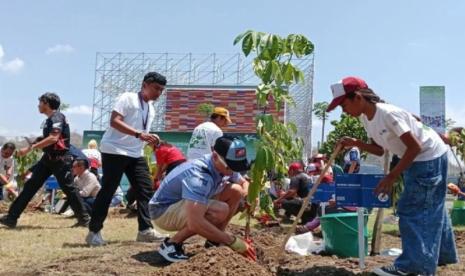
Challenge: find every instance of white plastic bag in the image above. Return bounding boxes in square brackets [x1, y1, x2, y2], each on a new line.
[285, 232, 325, 256]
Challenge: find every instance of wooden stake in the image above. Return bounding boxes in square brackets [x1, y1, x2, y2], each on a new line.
[280, 144, 343, 256]
[370, 150, 390, 255]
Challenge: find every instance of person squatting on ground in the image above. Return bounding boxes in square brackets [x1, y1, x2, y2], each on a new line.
[273, 162, 317, 224]
[152, 140, 186, 190]
[71, 158, 101, 214]
[0, 143, 18, 200]
[85, 72, 167, 246]
[149, 136, 256, 263]
[186, 107, 231, 160]
[327, 76, 458, 276]
[0, 93, 91, 228]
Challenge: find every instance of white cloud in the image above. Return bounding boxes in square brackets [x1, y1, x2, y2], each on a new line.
[65, 105, 93, 115]
[46, 44, 75, 55]
[0, 125, 41, 138]
[0, 58, 25, 74]
[0, 44, 25, 74]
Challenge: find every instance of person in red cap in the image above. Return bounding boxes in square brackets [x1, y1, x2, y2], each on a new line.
[328, 76, 457, 276]
[273, 162, 317, 224]
[308, 153, 334, 183]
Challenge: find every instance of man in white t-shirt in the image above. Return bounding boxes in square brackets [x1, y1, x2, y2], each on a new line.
[187, 107, 231, 160]
[86, 72, 167, 246]
[0, 143, 18, 200]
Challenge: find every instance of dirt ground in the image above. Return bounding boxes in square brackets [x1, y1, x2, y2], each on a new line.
[1, 203, 464, 275]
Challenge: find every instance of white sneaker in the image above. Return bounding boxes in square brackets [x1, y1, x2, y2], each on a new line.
[136, 228, 167, 242]
[62, 209, 74, 217]
[158, 238, 189, 263]
[86, 231, 106, 246]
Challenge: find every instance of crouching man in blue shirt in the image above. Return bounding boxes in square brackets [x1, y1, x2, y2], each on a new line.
[149, 136, 256, 262]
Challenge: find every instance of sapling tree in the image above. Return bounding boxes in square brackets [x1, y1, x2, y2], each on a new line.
[234, 30, 314, 236]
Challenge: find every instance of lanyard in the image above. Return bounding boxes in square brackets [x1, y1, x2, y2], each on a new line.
[138, 92, 149, 131]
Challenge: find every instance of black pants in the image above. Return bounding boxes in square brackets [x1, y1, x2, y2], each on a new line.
[89, 153, 154, 233]
[281, 199, 318, 224]
[7, 154, 89, 223]
[59, 197, 95, 214]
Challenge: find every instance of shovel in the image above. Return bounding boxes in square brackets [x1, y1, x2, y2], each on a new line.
[280, 144, 343, 256]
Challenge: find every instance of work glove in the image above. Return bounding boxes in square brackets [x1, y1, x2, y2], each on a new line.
[228, 236, 256, 261]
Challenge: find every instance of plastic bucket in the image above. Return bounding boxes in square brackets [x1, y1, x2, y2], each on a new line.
[320, 212, 368, 257]
[451, 208, 465, 226]
[453, 200, 465, 209]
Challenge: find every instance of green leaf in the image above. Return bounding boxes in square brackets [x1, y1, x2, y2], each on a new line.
[292, 35, 315, 57]
[251, 31, 260, 50]
[262, 62, 273, 83]
[233, 30, 252, 45]
[283, 63, 294, 84]
[271, 61, 282, 84]
[242, 33, 253, 56]
[252, 59, 264, 76]
[268, 35, 281, 60]
[293, 68, 305, 84]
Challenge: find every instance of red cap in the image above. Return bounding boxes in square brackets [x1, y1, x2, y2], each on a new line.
[326, 76, 368, 112]
[288, 162, 303, 174]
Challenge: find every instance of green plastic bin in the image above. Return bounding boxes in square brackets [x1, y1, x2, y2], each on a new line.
[320, 212, 368, 258]
[453, 200, 465, 209]
[451, 207, 465, 226]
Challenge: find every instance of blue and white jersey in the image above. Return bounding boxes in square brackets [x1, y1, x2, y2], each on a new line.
[149, 154, 241, 219]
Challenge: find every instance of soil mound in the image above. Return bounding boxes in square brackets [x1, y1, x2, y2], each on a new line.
[161, 246, 272, 276]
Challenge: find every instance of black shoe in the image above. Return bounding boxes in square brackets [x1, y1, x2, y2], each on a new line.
[158, 238, 189, 263]
[71, 219, 90, 228]
[373, 265, 416, 276]
[0, 215, 17, 228]
[438, 261, 457, 267]
[204, 240, 220, 248]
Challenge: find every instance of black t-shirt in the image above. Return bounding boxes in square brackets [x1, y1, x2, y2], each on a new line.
[289, 172, 311, 198]
[42, 111, 70, 154]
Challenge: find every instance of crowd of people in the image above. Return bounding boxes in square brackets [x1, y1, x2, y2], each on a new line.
[0, 72, 460, 276]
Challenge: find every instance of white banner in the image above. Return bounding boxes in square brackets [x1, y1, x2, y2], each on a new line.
[420, 86, 446, 134]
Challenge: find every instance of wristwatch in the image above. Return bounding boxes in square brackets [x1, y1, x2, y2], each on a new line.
[134, 131, 142, 138]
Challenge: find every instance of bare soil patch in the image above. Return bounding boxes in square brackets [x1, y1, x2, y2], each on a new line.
[1, 207, 464, 275]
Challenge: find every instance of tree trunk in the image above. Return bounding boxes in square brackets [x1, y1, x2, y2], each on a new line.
[321, 115, 326, 148]
[370, 151, 390, 255]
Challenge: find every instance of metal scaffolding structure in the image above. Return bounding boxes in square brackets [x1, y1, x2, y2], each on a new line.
[91, 52, 314, 154]
[286, 56, 315, 158]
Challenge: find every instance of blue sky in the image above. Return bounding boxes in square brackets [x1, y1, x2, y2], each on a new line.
[1, 0, 464, 146]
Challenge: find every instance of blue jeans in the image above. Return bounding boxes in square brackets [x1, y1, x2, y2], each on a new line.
[395, 153, 458, 275]
[82, 197, 96, 213]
